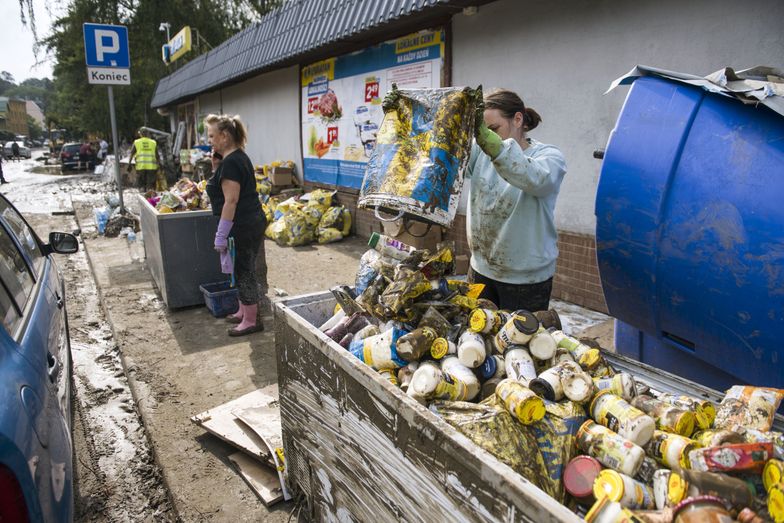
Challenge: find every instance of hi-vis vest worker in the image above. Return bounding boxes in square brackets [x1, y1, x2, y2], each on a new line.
[133, 136, 158, 171]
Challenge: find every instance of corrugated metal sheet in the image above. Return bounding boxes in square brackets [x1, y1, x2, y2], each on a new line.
[151, 0, 484, 108]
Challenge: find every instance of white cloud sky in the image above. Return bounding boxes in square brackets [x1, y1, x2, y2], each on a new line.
[0, 0, 56, 83]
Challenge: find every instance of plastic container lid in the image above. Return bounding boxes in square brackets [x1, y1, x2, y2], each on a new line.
[513, 392, 546, 424]
[564, 455, 602, 501]
[667, 472, 689, 505]
[763, 459, 784, 493]
[479, 355, 497, 380]
[593, 469, 624, 502]
[431, 338, 450, 359]
[673, 411, 696, 437]
[469, 309, 491, 333]
[769, 483, 784, 523]
[510, 310, 539, 335]
[529, 377, 556, 401]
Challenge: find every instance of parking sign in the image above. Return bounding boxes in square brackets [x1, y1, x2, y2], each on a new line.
[83, 23, 131, 85]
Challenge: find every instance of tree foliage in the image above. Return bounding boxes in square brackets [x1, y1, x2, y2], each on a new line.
[25, 0, 279, 141]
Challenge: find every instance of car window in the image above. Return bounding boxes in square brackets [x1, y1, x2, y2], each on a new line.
[0, 279, 22, 332]
[0, 225, 34, 313]
[0, 198, 44, 276]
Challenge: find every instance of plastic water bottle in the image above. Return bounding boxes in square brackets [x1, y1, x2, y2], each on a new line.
[127, 231, 143, 263]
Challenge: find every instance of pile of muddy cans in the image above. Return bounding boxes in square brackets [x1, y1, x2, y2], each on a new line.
[322, 238, 784, 523]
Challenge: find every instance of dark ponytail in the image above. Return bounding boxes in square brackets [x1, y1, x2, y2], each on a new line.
[484, 89, 542, 131]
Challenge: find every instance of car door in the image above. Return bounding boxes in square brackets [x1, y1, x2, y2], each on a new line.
[0, 197, 72, 522]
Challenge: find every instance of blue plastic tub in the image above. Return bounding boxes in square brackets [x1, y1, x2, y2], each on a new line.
[596, 76, 784, 390]
[199, 281, 239, 318]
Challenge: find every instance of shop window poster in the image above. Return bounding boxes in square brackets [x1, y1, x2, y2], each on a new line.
[301, 29, 444, 189]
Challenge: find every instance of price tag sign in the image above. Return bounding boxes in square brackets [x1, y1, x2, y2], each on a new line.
[365, 81, 380, 102]
[327, 127, 339, 144]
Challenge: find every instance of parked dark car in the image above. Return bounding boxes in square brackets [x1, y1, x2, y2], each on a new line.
[0, 193, 78, 522]
[59, 143, 85, 171]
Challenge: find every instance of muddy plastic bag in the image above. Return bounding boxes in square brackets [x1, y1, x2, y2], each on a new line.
[359, 86, 483, 227]
[530, 400, 587, 503]
[714, 386, 784, 432]
[431, 396, 557, 500]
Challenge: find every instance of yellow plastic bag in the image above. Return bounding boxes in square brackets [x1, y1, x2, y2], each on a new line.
[318, 228, 343, 244]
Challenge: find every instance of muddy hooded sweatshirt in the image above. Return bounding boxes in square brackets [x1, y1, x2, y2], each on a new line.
[466, 138, 567, 284]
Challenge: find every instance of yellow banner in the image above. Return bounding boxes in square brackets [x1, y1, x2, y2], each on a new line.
[394, 30, 442, 54]
[301, 58, 335, 86]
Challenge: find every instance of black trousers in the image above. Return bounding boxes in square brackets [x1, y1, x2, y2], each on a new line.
[469, 267, 553, 312]
[233, 218, 265, 305]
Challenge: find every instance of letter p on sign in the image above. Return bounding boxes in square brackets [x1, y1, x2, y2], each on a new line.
[95, 30, 120, 64]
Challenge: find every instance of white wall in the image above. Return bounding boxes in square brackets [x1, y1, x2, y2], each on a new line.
[452, 0, 784, 234]
[197, 65, 302, 176]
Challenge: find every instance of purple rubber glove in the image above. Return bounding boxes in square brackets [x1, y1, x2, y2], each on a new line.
[220, 250, 234, 274]
[214, 218, 233, 253]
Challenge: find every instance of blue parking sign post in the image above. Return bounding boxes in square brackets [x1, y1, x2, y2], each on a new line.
[83, 23, 131, 212]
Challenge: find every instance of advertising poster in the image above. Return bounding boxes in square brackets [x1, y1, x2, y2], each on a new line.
[301, 29, 445, 189]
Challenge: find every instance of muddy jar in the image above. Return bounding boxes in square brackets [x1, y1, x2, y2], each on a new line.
[672, 496, 733, 523]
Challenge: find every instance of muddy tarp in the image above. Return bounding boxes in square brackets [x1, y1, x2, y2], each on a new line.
[358, 86, 482, 228]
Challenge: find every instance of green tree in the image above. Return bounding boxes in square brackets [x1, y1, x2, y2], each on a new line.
[27, 115, 44, 141]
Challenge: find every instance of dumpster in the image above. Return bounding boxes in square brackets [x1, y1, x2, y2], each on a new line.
[596, 75, 784, 392]
[138, 194, 224, 308]
[275, 291, 783, 521]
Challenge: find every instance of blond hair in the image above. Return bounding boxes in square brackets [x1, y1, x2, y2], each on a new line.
[204, 114, 248, 148]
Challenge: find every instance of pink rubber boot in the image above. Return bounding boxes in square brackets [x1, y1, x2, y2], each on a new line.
[226, 303, 244, 324]
[229, 304, 264, 336]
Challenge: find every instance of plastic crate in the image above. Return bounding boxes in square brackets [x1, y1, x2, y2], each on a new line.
[199, 281, 239, 318]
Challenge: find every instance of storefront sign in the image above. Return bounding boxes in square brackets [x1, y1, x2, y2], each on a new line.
[301, 29, 444, 189]
[163, 26, 192, 64]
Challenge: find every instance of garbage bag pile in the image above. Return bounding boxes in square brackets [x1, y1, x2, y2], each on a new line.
[93, 193, 140, 237]
[320, 234, 784, 522]
[152, 177, 209, 213]
[265, 188, 351, 246]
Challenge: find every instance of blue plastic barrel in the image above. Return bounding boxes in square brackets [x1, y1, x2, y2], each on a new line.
[596, 76, 784, 391]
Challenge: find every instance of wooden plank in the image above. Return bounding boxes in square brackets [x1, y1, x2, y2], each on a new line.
[233, 404, 291, 501]
[190, 387, 279, 464]
[228, 452, 284, 507]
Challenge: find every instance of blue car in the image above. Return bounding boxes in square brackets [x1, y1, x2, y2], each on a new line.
[0, 193, 78, 522]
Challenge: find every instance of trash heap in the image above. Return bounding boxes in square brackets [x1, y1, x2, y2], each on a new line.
[264, 189, 352, 246]
[93, 193, 140, 237]
[150, 177, 209, 213]
[320, 233, 784, 523]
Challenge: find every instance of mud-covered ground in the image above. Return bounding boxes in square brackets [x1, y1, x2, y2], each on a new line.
[2, 154, 175, 522]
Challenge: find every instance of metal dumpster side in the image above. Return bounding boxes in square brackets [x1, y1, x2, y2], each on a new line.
[138, 194, 224, 308]
[275, 291, 579, 523]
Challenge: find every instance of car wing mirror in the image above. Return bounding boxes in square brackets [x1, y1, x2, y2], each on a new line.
[48, 232, 79, 254]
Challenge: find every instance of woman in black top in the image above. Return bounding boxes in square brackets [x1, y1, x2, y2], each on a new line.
[204, 114, 266, 336]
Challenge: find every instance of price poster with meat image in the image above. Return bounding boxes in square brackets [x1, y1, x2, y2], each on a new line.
[301, 29, 444, 188]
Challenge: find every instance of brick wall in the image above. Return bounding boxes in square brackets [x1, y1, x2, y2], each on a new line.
[312, 185, 608, 313]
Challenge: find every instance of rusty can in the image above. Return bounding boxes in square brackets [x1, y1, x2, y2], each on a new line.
[593, 469, 655, 510]
[577, 419, 645, 477]
[591, 390, 656, 446]
[631, 394, 696, 437]
[673, 495, 733, 523]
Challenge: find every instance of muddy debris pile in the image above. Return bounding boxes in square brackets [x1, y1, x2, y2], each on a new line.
[321, 233, 784, 522]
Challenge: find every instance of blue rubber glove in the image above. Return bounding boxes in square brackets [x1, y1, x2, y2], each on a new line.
[215, 218, 233, 253]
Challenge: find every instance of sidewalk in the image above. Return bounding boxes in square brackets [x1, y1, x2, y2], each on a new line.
[73, 199, 368, 521]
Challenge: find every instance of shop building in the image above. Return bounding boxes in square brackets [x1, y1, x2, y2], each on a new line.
[151, 0, 784, 313]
